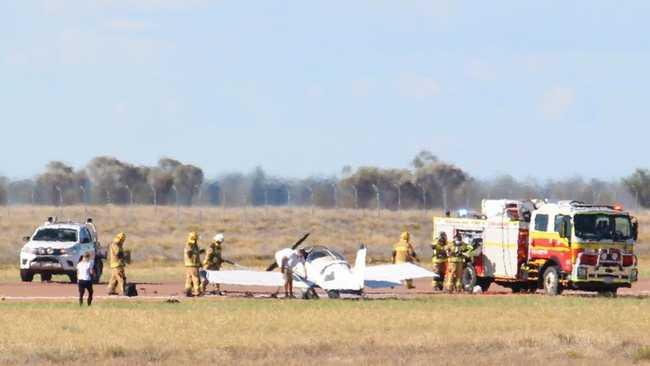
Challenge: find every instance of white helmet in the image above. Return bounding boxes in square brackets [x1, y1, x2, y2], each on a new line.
[213, 233, 225, 243]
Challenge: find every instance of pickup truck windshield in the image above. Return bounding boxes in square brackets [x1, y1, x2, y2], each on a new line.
[574, 214, 632, 241]
[32, 228, 78, 242]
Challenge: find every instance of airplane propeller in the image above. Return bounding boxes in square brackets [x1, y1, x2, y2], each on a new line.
[265, 232, 310, 271]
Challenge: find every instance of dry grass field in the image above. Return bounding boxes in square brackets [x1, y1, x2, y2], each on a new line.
[1, 205, 649, 280]
[0, 205, 443, 267]
[0, 205, 442, 283]
[1, 206, 650, 366]
[0, 296, 649, 365]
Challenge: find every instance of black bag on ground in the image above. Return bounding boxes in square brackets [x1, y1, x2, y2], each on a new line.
[124, 283, 138, 297]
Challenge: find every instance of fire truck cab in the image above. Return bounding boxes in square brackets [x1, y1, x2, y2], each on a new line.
[433, 199, 639, 295]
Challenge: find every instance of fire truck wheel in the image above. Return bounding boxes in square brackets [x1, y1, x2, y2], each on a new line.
[462, 266, 477, 292]
[542, 266, 562, 296]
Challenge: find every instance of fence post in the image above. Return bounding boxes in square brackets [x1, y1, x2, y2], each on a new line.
[372, 184, 380, 217]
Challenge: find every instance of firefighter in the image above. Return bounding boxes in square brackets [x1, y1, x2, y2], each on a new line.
[201, 233, 225, 294]
[107, 232, 127, 296]
[444, 233, 468, 293]
[431, 232, 448, 291]
[392, 231, 418, 289]
[184, 232, 204, 297]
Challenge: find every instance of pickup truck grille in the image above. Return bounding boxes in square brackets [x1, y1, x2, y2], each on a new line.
[32, 257, 59, 263]
[34, 248, 65, 255]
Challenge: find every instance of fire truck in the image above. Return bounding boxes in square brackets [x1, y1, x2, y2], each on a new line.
[433, 199, 639, 295]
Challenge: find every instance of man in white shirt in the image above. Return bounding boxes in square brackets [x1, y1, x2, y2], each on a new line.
[76, 253, 95, 306]
[274, 248, 307, 298]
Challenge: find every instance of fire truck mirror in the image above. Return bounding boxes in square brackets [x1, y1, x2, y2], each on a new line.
[632, 218, 639, 241]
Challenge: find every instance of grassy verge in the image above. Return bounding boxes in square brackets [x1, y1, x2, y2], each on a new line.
[0, 205, 440, 265]
[0, 263, 186, 284]
[0, 296, 649, 365]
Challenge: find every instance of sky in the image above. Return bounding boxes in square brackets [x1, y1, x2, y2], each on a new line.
[1, 1, 649, 181]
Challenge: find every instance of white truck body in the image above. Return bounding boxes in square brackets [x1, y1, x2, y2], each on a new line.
[19, 221, 104, 283]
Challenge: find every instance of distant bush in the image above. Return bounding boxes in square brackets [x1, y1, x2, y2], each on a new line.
[1, 151, 643, 210]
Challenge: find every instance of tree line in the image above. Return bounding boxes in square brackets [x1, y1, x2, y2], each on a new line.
[0, 151, 645, 210]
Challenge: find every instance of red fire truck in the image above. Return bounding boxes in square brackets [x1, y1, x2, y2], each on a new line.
[434, 200, 639, 295]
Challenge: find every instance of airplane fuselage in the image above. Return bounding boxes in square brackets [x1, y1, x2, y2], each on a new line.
[293, 246, 364, 295]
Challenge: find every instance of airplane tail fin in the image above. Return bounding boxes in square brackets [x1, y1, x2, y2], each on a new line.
[353, 244, 367, 288]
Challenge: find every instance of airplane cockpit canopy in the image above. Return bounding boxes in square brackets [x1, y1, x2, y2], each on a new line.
[306, 246, 346, 262]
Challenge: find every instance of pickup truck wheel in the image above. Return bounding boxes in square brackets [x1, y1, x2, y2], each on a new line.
[543, 266, 562, 296]
[461, 265, 477, 292]
[40, 273, 52, 282]
[68, 272, 78, 284]
[20, 270, 34, 282]
[92, 260, 103, 284]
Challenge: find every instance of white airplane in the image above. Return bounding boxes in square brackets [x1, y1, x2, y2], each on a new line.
[205, 235, 437, 299]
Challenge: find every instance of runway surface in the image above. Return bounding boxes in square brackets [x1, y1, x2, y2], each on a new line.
[1, 277, 648, 301]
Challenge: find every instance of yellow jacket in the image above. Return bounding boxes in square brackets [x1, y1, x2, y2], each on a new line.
[109, 242, 125, 269]
[431, 240, 448, 265]
[184, 242, 202, 267]
[393, 240, 413, 264]
[446, 241, 469, 263]
[203, 242, 223, 270]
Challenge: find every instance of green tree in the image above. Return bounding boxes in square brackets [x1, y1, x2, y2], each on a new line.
[623, 169, 650, 207]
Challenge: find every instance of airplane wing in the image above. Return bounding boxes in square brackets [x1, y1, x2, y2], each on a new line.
[364, 263, 438, 289]
[205, 270, 310, 288]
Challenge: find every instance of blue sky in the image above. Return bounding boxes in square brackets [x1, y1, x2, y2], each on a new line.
[1, 1, 649, 180]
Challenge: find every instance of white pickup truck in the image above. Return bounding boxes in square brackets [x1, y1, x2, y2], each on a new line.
[19, 219, 105, 283]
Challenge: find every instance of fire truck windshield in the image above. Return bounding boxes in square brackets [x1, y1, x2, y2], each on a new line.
[574, 214, 632, 241]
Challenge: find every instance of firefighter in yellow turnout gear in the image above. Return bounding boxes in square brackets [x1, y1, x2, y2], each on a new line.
[201, 233, 225, 294]
[444, 233, 469, 293]
[392, 231, 418, 289]
[107, 232, 127, 295]
[184, 232, 204, 297]
[431, 232, 448, 291]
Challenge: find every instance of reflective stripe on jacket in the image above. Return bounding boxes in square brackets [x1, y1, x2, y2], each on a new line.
[431, 241, 448, 264]
[446, 242, 468, 263]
